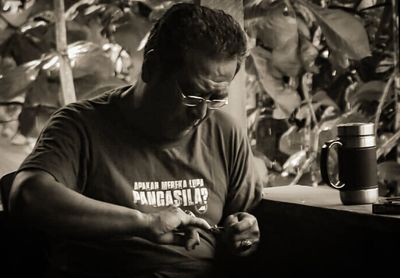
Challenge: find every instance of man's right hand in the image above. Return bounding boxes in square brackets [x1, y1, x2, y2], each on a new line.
[145, 206, 211, 250]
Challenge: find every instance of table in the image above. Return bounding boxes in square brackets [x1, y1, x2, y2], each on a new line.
[263, 184, 400, 216]
[2, 183, 399, 276]
[250, 185, 400, 276]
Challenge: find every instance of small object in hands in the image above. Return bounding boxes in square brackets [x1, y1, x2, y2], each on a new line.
[182, 210, 224, 234]
[209, 225, 225, 234]
[240, 239, 253, 248]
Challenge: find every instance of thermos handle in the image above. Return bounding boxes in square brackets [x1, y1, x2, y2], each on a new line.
[320, 140, 345, 189]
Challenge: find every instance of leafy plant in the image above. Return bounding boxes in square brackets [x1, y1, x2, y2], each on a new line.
[0, 0, 398, 191]
[0, 0, 151, 139]
[244, 0, 399, 187]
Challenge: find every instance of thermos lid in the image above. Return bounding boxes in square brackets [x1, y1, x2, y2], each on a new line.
[337, 122, 375, 136]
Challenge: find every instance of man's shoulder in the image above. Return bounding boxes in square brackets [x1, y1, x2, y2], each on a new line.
[87, 84, 132, 104]
[55, 85, 132, 118]
[75, 84, 131, 109]
[207, 110, 243, 133]
[203, 110, 247, 143]
[209, 110, 234, 125]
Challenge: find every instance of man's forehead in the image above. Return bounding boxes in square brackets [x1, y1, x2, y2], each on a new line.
[182, 51, 238, 80]
[192, 76, 231, 93]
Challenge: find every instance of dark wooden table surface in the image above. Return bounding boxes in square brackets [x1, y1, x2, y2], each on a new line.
[249, 185, 400, 276]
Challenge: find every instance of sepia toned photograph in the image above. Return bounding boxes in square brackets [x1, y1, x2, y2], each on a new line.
[0, 0, 399, 277]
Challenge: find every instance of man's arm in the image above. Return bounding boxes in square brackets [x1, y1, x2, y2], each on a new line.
[9, 169, 210, 248]
[219, 117, 264, 256]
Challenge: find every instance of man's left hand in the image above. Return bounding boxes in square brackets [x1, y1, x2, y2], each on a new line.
[222, 212, 260, 256]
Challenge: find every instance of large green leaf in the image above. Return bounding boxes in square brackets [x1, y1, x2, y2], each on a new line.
[0, 0, 36, 27]
[137, 0, 189, 10]
[0, 26, 14, 46]
[17, 71, 59, 137]
[298, 0, 371, 61]
[0, 55, 16, 74]
[113, 11, 152, 82]
[0, 60, 41, 101]
[18, 72, 126, 138]
[18, 104, 56, 138]
[298, 33, 319, 73]
[245, 1, 313, 77]
[294, 90, 339, 121]
[44, 41, 114, 80]
[24, 71, 60, 108]
[245, 0, 298, 50]
[201, 0, 243, 24]
[74, 75, 127, 100]
[0, 40, 116, 102]
[271, 35, 301, 77]
[347, 80, 385, 107]
[0, 31, 49, 64]
[249, 46, 301, 119]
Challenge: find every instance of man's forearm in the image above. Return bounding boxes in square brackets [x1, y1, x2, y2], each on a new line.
[9, 170, 150, 240]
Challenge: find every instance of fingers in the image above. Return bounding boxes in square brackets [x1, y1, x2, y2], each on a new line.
[156, 228, 197, 246]
[224, 212, 258, 234]
[234, 240, 258, 257]
[184, 215, 211, 230]
[232, 234, 259, 249]
[155, 227, 201, 251]
[223, 212, 260, 256]
[162, 205, 211, 231]
[147, 206, 209, 249]
[185, 228, 200, 251]
[178, 208, 211, 230]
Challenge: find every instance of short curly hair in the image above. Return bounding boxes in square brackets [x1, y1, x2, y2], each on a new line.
[144, 3, 248, 71]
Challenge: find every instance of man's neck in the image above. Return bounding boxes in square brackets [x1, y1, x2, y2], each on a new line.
[120, 79, 161, 138]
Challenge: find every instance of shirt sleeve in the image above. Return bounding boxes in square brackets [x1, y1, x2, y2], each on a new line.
[18, 107, 90, 192]
[223, 125, 264, 217]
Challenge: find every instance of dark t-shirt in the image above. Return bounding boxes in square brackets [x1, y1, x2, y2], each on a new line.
[19, 86, 263, 276]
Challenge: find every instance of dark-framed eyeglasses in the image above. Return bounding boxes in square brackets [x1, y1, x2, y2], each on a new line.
[177, 83, 229, 110]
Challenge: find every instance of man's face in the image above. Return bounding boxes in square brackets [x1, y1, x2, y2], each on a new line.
[156, 53, 238, 140]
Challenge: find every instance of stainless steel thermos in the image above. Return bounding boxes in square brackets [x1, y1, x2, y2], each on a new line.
[320, 122, 378, 205]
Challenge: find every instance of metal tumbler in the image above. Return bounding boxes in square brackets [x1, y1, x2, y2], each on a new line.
[320, 122, 378, 205]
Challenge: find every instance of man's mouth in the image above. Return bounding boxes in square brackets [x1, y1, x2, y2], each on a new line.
[180, 119, 201, 134]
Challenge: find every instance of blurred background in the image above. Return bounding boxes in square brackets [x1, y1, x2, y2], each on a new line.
[0, 0, 399, 195]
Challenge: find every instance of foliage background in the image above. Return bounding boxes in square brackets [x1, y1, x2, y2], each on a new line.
[0, 0, 398, 193]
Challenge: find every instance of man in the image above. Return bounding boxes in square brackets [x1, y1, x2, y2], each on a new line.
[8, 3, 263, 277]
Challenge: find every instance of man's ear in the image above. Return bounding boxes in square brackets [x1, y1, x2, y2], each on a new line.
[141, 49, 159, 83]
